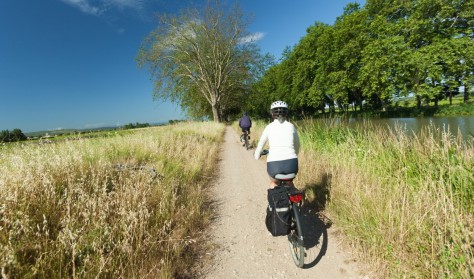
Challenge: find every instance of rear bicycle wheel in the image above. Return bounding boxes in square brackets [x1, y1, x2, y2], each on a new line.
[288, 203, 304, 267]
[244, 133, 249, 150]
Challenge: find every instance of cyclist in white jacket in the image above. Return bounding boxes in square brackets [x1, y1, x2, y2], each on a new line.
[254, 101, 300, 188]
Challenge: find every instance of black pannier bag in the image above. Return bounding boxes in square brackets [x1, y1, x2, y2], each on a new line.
[265, 186, 291, 236]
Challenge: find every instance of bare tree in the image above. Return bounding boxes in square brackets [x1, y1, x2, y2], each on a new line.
[137, 0, 260, 122]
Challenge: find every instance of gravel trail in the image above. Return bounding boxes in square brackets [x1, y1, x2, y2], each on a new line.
[204, 126, 367, 279]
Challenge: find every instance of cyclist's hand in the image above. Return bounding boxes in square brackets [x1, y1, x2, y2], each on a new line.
[254, 149, 268, 160]
[254, 150, 261, 160]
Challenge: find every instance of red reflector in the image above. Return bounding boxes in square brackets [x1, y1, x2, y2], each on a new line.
[289, 194, 302, 203]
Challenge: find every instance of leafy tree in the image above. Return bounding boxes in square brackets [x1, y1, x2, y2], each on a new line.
[438, 0, 474, 103]
[243, 52, 276, 118]
[405, 0, 474, 105]
[252, 0, 473, 118]
[123, 123, 150, 129]
[309, 24, 337, 113]
[248, 65, 279, 118]
[359, 36, 412, 110]
[329, 5, 367, 112]
[137, 0, 263, 122]
[0, 129, 26, 142]
[290, 22, 330, 115]
[180, 85, 213, 120]
[11, 129, 27, 141]
[0, 130, 10, 143]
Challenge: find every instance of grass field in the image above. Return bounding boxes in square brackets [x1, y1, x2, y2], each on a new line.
[3, 118, 473, 278]
[0, 121, 225, 278]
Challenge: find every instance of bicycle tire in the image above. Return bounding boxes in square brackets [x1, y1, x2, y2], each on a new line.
[244, 135, 249, 150]
[288, 203, 305, 267]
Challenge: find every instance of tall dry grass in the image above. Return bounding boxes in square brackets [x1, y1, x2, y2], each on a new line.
[245, 118, 473, 277]
[0, 121, 224, 278]
[295, 119, 474, 278]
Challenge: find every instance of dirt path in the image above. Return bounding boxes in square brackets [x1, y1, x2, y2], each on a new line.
[204, 126, 367, 278]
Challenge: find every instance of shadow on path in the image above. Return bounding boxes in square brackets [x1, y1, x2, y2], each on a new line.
[300, 206, 332, 269]
[299, 172, 334, 269]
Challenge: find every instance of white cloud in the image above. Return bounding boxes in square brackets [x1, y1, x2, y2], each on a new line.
[60, 0, 144, 16]
[239, 32, 265, 44]
[104, 0, 144, 10]
[60, 0, 103, 16]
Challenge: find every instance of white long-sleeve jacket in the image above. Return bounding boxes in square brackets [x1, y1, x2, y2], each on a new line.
[254, 119, 300, 161]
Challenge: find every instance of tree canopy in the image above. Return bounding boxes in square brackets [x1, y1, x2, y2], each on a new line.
[137, 0, 268, 122]
[0, 129, 27, 143]
[247, 0, 474, 117]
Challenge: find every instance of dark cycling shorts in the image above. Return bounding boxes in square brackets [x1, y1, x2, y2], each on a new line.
[241, 127, 250, 133]
[267, 158, 298, 178]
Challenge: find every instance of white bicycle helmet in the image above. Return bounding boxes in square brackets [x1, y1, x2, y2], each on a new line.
[270, 100, 288, 110]
[270, 100, 289, 118]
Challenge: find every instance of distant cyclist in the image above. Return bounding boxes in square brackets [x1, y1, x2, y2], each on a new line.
[254, 101, 300, 188]
[239, 111, 252, 137]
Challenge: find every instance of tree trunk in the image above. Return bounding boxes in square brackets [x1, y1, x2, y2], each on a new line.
[464, 84, 470, 103]
[416, 95, 421, 109]
[211, 104, 219, 122]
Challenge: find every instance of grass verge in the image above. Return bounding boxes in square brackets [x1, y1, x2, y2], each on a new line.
[0, 121, 225, 278]
[246, 117, 473, 277]
[296, 119, 474, 278]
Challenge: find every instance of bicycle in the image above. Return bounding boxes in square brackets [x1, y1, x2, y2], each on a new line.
[261, 150, 305, 267]
[240, 130, 250, 150]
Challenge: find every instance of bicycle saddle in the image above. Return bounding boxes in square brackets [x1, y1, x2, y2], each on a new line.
[275, 173, 296, 180]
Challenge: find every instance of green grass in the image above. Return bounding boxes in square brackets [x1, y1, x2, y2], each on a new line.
[434, 101, 474, 116]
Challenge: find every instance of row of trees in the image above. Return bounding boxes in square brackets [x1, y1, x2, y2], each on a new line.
[247, 0, 474, 118]
[138, 0, 473, 122]
[0, 129, 27, 143]
[122, 122, 151, 129]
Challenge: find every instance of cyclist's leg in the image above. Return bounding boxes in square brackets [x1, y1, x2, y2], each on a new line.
[240, 128, 245, 143]
[269, 177, 279, 188]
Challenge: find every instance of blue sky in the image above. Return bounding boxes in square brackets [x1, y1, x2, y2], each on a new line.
[0, 0, 364, 133]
